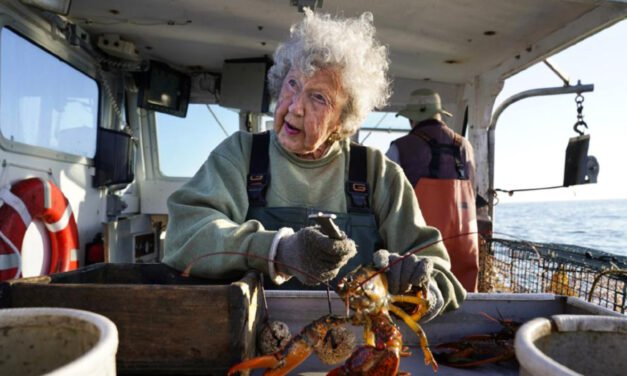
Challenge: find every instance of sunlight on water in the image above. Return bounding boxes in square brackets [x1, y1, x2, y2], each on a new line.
[494, 199, 627, 256]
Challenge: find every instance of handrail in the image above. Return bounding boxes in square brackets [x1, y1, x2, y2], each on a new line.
[486, 82, 594, 220]
[488, 82, 594, 132]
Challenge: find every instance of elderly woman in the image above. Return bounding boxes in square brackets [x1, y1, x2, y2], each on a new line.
[164, 10, 465, 320]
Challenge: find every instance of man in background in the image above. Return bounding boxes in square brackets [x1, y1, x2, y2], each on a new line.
[387, 88, 479, 291]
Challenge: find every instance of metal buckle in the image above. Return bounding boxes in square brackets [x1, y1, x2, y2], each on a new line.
[248, 174, 265, 184]
[346, 181, 370, 211]
[351, 183, 367, 193]
[247, 173, 270, 207]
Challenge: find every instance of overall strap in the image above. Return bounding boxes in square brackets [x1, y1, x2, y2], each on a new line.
[247, 131, 271, 207]
[413, 130, 441, 178]
[452, 133, 467, 179]
[414, 130, 466, 179]
[346, 143, 371, 212]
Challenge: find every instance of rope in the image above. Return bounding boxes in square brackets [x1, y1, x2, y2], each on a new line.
[494, 185, 564, 196]
[0, 185, 32, 226]
[0, 230, 22, 280]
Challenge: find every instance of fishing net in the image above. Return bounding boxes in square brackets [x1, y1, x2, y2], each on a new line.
[479, 238, 627, 313]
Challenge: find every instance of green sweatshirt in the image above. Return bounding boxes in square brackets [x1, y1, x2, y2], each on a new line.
[163, 130, 466, 311]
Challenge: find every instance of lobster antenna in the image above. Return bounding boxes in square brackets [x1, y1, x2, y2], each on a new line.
[480, 311, 500, 324]
[355, 228, 533, 290]
[356, 230, 489, 289]
[259, 273, 271, 322]
[496, 307, 504, 322]
[181, 251, 332, 290]
[326, 285, 333, 315]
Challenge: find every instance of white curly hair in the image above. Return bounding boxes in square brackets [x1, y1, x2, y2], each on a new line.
[268, 9, 392, 139]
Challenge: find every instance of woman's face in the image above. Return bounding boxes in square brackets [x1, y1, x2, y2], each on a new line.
[273, 67, 347, 158]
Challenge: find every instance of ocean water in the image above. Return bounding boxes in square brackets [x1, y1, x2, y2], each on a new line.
[493, 199, 627, 256]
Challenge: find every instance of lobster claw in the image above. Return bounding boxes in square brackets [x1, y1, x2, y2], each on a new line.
[228, 315, 350, 376]
[227, 341, 314, 376]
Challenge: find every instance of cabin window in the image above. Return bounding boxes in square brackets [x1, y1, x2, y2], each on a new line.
[0, 28, 99, 158]
[358, 111, 411, 152]
[155, 104, 240, 177]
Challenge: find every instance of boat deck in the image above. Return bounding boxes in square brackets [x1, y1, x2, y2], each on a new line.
[260, 292, 622, 375]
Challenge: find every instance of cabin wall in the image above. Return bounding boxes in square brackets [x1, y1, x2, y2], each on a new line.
[0, 2, 150, 269]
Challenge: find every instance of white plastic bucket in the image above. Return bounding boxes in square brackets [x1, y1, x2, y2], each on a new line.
[0, 307, 118, 376]
[515, 314, 627, 376]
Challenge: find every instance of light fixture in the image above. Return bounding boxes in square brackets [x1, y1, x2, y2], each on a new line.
[19, 0, 72, 15]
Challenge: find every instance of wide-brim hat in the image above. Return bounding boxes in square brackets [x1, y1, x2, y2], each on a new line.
[396, 88, 452, 122]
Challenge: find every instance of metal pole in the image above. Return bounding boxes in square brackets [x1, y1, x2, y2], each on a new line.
[489, 83, 593, 131]
[359, 127, 409, 134]
[486, 82, 594, 220]
[543, 58, 571, 87]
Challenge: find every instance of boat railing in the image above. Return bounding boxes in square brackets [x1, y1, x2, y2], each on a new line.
[480, 238, 627, 314]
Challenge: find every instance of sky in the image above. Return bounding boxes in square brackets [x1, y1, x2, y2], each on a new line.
[159, 19, 627, 204]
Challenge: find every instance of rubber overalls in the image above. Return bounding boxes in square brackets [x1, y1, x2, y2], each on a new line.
[394, 128, 479, 291]
[245, 132, 383, 290]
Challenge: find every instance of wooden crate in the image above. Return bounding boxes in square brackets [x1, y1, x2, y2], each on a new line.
[0, 263, 262, 375]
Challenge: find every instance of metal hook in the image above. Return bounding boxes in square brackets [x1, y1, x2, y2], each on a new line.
[573, 93, 588, 136]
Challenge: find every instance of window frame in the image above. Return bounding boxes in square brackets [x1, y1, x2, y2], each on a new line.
[149, 103, 243, 179]
[0, 18, 101, 165]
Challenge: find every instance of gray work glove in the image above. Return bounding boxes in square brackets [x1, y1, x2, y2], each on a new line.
[373, 249, 444, 322]
[276, 227, 357, 285]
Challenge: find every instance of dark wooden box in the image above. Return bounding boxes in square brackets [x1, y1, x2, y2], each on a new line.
[0, 263, 262, 375]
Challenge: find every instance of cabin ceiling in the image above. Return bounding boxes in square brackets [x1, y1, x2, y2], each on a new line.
[67, 0, 625, 84]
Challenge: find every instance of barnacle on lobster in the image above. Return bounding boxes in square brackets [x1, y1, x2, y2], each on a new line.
[228, 265, 438, 376]
[257, 320, 292, 355]
[228, 314, 350, 376]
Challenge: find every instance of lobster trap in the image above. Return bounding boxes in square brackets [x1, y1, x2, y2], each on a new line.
[480, 238, 627, 313]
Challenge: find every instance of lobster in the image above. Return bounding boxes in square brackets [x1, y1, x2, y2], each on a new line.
[227, 264, 438, 376]
[432, 312, 521, 368]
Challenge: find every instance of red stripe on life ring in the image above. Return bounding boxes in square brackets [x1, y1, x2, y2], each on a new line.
[0, 178, 80, 281]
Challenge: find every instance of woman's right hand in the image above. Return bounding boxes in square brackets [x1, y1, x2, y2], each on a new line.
[275, 227, 357, 285]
